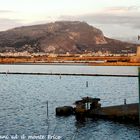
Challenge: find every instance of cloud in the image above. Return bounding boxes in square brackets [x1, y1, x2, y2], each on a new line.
[0, 10, 16, 13]
[59, 6, 140, 29]
[0, 18, 22, 31]
[83, 14, 140, 26]
[104, 6, 140, 13]
[58, 6, 140, 40]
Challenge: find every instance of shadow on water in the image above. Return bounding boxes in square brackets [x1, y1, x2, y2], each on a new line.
[73, 118, 140, 140]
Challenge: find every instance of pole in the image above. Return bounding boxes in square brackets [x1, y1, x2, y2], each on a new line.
[46, 101, 49, 140]
[47, 101, 48, 118]
[138, 68, 140, 124]
[86, 81, 88, 87]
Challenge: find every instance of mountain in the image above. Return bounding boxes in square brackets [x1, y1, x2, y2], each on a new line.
[0, 21, 138, 54]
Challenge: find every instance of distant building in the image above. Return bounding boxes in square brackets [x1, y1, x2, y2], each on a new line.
[136, 46, 140, 57]
[130, 46, 140, 63]
[48, 53, 58, 57]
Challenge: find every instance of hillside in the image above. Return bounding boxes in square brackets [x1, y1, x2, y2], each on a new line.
[0, 21, 138, 54]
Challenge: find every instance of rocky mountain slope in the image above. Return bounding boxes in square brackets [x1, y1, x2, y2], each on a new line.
[0, 21, 138, 54]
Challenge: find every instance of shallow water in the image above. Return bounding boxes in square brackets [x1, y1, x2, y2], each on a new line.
[0, 65, 139, 140]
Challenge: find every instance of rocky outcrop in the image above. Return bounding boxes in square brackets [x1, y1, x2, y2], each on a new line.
[0, 21, 138, 53]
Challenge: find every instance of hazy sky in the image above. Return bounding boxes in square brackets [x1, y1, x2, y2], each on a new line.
[0, 0, 140, 41]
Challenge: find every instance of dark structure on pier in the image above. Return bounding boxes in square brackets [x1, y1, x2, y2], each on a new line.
[56, 97, 139, 124]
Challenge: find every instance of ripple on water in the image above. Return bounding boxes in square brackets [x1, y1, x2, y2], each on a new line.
[0, 74, 139, 139]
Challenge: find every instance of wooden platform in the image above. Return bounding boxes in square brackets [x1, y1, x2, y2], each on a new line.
[88, 103, 139, 123]
[56, 97, 139, 125]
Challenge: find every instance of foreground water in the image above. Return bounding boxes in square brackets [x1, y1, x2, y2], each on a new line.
[0, 65, 139, 140]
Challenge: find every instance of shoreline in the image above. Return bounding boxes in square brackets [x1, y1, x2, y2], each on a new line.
[0, 72, 137, 77]
[89, 62, 140, 66]
[0, 62, 139, 66]
[0, 56, 139, 66]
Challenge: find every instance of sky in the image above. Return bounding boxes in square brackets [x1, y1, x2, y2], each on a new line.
[0, 0, 140, 42]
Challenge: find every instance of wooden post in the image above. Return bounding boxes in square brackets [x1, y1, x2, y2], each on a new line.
[47, 101, 48, 118]
[46, 100, 49, 140]
[124, 99, 126, 105]
[86, 81, 88, 87]
[138, 68, 140, 124]
[59, 73, 61, 79]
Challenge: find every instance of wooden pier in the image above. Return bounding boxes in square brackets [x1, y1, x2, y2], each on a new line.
[88, 103, 138, 123]
[56, 97, 139, 125]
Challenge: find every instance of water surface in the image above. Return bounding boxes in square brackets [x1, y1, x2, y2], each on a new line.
[0, 65, 138, 75]
[0, 65, 139, 140]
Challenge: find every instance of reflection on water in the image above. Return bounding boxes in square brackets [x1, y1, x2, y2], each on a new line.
[0, 72, 139, 139]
